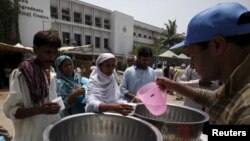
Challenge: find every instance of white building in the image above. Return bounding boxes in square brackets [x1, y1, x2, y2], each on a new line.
[18, 0, 163, 57]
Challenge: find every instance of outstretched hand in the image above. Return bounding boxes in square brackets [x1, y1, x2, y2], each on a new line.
[115, 104, 134, 116]
[156, 77, 176, 91]
[131, 97, 141, 103]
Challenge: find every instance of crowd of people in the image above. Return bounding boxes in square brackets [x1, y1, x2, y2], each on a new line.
[1, 2, 250, 141]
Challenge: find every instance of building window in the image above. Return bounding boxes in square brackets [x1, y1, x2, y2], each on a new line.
[95, 37, 100, 48]
[50, 6, 58, 19]
[62, 32, 70, 45]
[148, 36, 152, 39]
[85, 35, 91, 45]
[104, 38, 109, 49]
[144, 35, 147, 38]
[74, 12, 82, 24]
[95, 17, 101, 28]
[74, 34, 81, 46]
[104, 19, 110, 29]
[133, 32, 136, 36]
[123, 26, 126, 32]
[138, 33, 141, 37]
[62, 8, 70, 21]
[85, 15, 92, 26]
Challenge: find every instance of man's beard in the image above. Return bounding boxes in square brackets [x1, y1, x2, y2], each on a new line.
[137, 63, 147, 70]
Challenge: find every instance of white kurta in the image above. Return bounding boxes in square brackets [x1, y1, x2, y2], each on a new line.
[3, 68, 61, 141]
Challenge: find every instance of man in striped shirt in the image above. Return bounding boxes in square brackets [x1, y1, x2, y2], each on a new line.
[157, 2, 250, 124]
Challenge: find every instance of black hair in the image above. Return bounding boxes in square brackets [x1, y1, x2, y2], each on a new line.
[33, 30, 61, 49]
[225, 12, 250, 47]
[137, 47, 153, 57]
[196, 41, 209, 50]
[226, 33, 250, 47]
[237, 11, 250, 24]
[157, 63, 162, 68]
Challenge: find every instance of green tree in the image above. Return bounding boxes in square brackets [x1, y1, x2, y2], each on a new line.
[0, 0, 20, 44]
[159, 19, 185, 51]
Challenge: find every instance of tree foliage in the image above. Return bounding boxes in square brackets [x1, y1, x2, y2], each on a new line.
[158, 19, 185, 51]
[0, 0, 20, 44]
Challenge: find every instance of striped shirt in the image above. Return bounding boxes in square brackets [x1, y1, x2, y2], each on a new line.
[195, 54, 250, 124]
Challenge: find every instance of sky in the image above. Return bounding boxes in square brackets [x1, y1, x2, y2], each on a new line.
[80, 0, 250, 33]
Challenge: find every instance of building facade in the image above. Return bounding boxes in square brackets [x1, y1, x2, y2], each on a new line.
[18, 0, 163, 57]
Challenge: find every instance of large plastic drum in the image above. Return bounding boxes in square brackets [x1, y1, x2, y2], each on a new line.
[134, 103, 209, 141]
[43, 113, 163, 141]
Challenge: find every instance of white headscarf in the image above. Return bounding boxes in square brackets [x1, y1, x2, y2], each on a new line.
[95, 53, 115, 67]
[87, 53, 125, 112]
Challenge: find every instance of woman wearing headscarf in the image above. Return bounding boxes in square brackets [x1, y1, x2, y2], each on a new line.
[85, 53, 133, 116]
[55, 55, 89, 116]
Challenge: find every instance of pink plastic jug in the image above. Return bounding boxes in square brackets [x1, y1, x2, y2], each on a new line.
[136, 82, 167, 116]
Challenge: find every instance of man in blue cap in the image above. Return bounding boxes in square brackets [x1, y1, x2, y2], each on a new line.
[157, 2, 250, 124]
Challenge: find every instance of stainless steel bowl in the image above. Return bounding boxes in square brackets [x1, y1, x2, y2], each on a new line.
[134, 103, 209, 141]
[43, 112, 163, 141]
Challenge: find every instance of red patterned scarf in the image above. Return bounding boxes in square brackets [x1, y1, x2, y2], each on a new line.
[19, 59, 48, 105]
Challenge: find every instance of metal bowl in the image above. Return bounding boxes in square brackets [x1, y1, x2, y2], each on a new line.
[134, 103, 209, 141]
[43, 112, 163, 141]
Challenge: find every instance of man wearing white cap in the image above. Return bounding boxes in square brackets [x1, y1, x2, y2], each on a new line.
[157, 2, 250, 124]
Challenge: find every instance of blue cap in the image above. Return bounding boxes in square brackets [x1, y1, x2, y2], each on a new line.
[170, 2, 250, 49]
